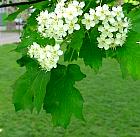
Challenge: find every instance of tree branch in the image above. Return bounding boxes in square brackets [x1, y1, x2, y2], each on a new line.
[0, 0, 46, 8]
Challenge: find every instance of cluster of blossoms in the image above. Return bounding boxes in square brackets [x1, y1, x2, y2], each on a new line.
[82, 4, 130, 50]
[36, 0, 85, 40]
[28, 42, 63, 71]
[28, 2, 130, 71]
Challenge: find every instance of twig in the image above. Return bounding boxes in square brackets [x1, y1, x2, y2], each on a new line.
[0, 0, 45, 8]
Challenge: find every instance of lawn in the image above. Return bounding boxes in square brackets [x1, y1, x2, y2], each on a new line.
[0, 44, 140, 137]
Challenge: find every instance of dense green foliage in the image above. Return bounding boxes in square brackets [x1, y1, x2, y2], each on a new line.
[3, 0, 140, 128]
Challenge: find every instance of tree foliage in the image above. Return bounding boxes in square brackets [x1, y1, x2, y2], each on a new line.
[2, 0, 140, 128]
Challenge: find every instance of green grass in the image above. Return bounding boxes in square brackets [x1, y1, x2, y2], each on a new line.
[0, 44, 140, 137]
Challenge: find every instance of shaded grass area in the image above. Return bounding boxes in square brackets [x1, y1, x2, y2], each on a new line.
[0, 44, 140, 137]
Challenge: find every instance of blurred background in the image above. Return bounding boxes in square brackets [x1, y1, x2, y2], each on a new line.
[0, 0, 140, 137]
[0, 0, 28, 44]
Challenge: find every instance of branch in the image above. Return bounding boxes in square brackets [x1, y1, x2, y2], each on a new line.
[0, 0, 46, 8]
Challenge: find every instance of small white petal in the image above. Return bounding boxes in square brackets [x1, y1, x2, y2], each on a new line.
[54, 44, 60, 50]
[58, 50, 63, 55]
[74, 24, 80, 30]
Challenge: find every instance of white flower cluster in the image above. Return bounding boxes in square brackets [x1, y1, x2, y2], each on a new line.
[36, 0, 85, 40]
[28, 42, 63, 71]
[28, 3, 131, 71]
[82, 4, 130, 50]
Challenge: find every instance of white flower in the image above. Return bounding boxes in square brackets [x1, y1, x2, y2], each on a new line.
[83, 4, 129, 50]
[82, 13, 95, 30]
[63, 6, 78, 20]
[54, 44, 63, 55]
[115, 33, 127, 45]
[98, 25, 113, 38]
[72, 1, 85, 15]
[28, 43, 63, 71]
[98, 25, 104, 32]
[36, 3, 129, 51]
[112, 6, 123, 12]
[66, 17, 80, 34]
[102, 4, 109, 11]
[79, 2, 85, 8]
[28, 42, 41, 58]
[97, 37, 110, 50]
[105, 38, 113, 45]
[108, 17, 116, 24]
[36, 10, 49, 25]
[114, 38, 122, 45]
[95, 6, 105, 20]
[55, 1, 65, 18]
[89, 8, 99, 24]
[95, 4, 110, 20]
[113, 20, 127, 32]
[36, 0, 84, 39]
[111, 6, 124, 20]
[116, 33, 122, 39]
[89, 8, 95, 16]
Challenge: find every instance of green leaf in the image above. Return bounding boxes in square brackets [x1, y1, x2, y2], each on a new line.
[33, 0, 52, 9]
[79, 27, 105, 72]
[43, 64, 86, 128]
[16, 56, 33, 67]
[102, 0, 116, 4]
[64, 28, 85, 62]
[32, 70, 51, 112]
[64, 46, 78, 62]
[15, 10, 40, 53]
[69, 28, 85, 52]
[122, 3, 137, 14]
[128, 7, 140, 33]
[6, 5, 30, 21]
[13, 60, 51, 112]
[116, 31, 140, 79]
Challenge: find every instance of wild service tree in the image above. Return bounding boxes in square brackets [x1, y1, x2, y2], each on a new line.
[1, 0, 140, 128]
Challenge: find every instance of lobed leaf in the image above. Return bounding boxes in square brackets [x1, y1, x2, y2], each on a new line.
[13, 60, 51, 112]
[43, 64, 86, 128]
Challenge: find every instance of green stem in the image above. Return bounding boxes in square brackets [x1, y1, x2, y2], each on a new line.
[100, 0, 103, 6]
[83, 0, 92, 13]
